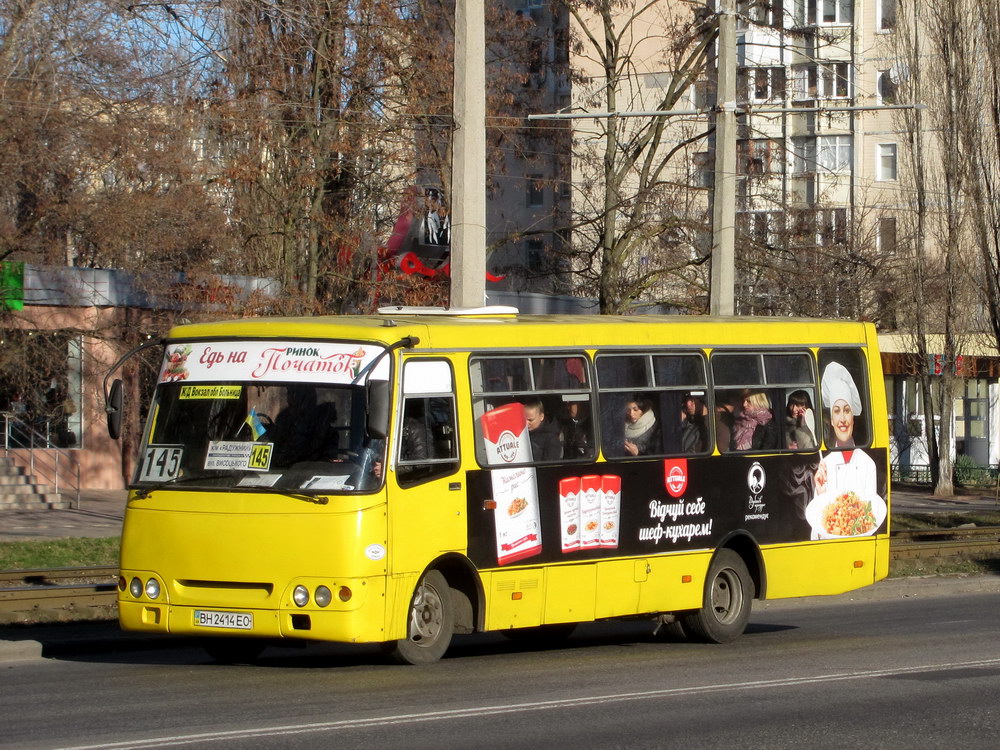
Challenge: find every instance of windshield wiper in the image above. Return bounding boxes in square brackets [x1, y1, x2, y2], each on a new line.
[133, 474, 329, 504]
[132, 474, 221, 499]
[274, 491, 329, 505]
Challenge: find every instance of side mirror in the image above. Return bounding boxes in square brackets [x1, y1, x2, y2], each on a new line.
[106, 379, 123, 439]
[366, 380, 390, 439]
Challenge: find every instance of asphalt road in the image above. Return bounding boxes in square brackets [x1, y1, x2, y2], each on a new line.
[3, 576, 1000, 750]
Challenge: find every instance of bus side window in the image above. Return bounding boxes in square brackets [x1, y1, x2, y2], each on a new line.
[597, 352, 707, 459]
[817, 349, 870, 448]
[471, 353, 593, 466]
[712, 352, 814, 453]
[397, 360, 459, 486]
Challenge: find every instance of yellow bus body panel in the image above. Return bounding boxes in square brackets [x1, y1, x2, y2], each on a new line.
[118, 492, 392, 643]
[760, 535, 888, 599]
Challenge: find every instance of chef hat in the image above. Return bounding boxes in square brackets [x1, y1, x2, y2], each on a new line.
[821, 361, 862, 415]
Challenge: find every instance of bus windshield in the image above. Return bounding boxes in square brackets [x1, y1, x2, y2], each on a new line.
[133, 339, 391, 494]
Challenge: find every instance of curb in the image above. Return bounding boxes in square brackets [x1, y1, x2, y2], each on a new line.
[0, 638, 43, 663]
[0, 621, 187, 664]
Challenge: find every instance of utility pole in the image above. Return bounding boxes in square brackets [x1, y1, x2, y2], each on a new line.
[450, 0, 487, 308]
[709, 0, 736, 316]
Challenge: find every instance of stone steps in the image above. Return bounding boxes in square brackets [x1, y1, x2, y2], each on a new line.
[0, 455, 69, 511]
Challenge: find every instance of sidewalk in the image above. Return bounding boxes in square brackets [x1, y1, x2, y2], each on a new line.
[0, 485, 998, 543]
[0, 489, 127, 541]
[890, 484, 1000, 514]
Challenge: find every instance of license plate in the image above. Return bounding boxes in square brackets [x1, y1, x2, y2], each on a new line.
[194, 610, 253, 630]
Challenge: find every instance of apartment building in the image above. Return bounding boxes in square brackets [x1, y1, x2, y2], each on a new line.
[491, 1, 1000, 472]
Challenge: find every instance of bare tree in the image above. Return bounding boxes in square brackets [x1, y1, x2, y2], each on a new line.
[554, 0, 717, 314]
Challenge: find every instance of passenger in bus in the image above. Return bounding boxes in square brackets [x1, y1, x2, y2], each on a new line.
[523, 398, 563, 461]
[560, 400, 593, 459]
[785, 390, 817, 450]
[714, 390, 740, 452]
[814, 362, 877, 496]
[731, 390, 780, 451]
[623, 397, 659, 456]
[680, 392, 709, 453]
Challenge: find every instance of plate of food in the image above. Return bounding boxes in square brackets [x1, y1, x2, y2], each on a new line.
[507, 497, 529, 517]
[805, 490, 886, 539]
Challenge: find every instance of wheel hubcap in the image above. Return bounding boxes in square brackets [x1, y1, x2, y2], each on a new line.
[711, 568, 742, 624]
[410, 583, 444, 645]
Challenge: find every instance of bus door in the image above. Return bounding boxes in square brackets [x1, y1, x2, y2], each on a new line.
[389, 358, 463, 573]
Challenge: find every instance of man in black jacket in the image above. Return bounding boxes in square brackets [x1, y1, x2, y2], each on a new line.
[522, 398, 562, 461]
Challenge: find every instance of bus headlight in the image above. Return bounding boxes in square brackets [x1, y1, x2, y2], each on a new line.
[293, 585, 310, 607]
[314, 586, 332, 608]
[145, 578, 161, 600]
[129, 577, 143, 599]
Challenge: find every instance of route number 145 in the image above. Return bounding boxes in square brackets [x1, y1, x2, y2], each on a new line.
[139, 446, 184, 483]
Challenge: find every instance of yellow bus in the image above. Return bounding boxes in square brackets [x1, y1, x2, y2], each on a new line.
[112, 308, 889, 664]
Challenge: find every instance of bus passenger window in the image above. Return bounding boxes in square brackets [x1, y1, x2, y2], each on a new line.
[470, 354, 593, 467]
[818, 350, 871, 448]
[597, 352, 707, 459]
[711, 351, 815, 453]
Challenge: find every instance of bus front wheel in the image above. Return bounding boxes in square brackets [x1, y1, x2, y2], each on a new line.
[683, 549, 753, 644]
[389, 570, 454, 665]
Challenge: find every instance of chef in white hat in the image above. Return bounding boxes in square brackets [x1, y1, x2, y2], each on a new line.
[813, 361, 878, 526]
[821, 361, 862, 447]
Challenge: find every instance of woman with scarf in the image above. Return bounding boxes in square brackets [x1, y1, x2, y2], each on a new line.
[623, 397, 659, 456]
[732, 390, 780, 451]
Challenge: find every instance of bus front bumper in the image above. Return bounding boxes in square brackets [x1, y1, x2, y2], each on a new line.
[118, 577, 389, 644]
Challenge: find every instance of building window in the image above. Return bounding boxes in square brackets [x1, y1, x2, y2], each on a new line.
[877, 0, 896, 31]
[818, 208, 848, 244]
[740, 0, 784, 27]
[791, 62, 851, 99]
[792, 136, 817, 174]
[878, 217, 897, 255]
[739, 210, 781, 247]
[877, 143, 898, 181]
[794, 0, 852, 25]
[527, 174, 544, 207]
[820, 62, 851, 98]
[817, 135, 852, 172]
[693, 151, 712, 187]
[738, 139, 784, 175]
[877, 71, 898, 104]
[526, 238, 545, 271]
[739, 66, 785, 103]
[820, 0, 851, 24]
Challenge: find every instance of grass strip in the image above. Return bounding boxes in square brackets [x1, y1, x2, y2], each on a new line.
[0, 537, 119, 571]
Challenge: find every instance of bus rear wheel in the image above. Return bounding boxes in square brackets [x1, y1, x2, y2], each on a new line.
[683, 549, 753, 644]
[389, 570, 454, 665]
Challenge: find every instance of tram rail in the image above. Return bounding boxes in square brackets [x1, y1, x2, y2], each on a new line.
[2, 534, 1000, 622]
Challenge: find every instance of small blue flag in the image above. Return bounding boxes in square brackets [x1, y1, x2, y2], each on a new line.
[245, 408, 266, 440]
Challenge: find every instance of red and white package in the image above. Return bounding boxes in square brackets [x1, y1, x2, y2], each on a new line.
[579, 475, 603, 550]
[559, 476, 582, 553]
[600, 475, 621, 549]
[480, 403, 542, 565]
